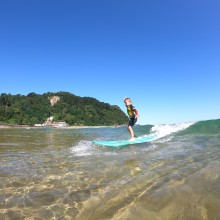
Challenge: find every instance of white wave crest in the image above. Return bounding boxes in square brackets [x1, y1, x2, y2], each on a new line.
[150, 121, 195, 138]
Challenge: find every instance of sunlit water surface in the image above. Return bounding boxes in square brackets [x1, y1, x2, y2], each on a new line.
[0, 127, 220, 220]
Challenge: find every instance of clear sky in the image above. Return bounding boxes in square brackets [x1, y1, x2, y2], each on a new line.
[0, 0, 219, 125]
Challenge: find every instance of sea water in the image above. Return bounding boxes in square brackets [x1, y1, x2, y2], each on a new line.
[0, 119, 220, 219]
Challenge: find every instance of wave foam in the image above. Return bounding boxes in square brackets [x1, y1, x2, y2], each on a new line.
[71, 141, 95, 156]
[150, 122, 195, 138]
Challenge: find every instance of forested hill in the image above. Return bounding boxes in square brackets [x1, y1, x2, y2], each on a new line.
[0, 92, 128, 126]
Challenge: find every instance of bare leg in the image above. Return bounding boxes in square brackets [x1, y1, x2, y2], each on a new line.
[128, 126, 135, 140]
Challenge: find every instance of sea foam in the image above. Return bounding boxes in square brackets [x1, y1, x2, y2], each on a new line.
[150, 121, 195, 138]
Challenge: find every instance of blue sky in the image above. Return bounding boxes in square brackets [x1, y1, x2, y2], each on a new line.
[0, 0, 219, 125]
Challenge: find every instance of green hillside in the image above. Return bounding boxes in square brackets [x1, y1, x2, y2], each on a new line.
[0, 92, 128, 126]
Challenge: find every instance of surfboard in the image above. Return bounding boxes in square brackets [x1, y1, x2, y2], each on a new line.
[93, 135, 157, 147]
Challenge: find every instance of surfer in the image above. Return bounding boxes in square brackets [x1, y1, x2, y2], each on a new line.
[124, 97, 138, 141]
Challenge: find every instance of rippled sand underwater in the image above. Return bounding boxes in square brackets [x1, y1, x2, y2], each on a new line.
[0, 126, 220, 220]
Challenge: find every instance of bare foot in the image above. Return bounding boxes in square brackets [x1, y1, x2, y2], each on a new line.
[129, 138, 135, 141]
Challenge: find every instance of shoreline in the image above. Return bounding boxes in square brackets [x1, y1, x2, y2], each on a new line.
[0, 124, 31, 129]
[0, 124, 125, 129]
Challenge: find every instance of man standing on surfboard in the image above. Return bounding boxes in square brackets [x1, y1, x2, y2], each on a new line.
[124, 97, 138, 141]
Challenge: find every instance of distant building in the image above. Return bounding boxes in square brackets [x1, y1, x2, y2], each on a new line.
[34, 116, 69, 128]
[52, 122, 69, 128]
[34, 124, 45, 127]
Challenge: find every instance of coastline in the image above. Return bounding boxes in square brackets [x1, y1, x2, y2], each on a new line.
[0, 124, 31, 129]
[0, 124, 125, 129]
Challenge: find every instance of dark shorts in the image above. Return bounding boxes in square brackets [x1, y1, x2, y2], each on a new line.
[128, 117, 137, 127]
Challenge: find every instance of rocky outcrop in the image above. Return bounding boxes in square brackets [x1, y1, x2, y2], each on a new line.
[49, 96, 60, 106]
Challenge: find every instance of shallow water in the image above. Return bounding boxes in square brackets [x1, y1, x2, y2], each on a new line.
[0, 125, 220, 219]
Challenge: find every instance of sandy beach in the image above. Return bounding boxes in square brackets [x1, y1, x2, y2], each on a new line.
[0, 124, 124, 129]
[0, 124, 30, 129]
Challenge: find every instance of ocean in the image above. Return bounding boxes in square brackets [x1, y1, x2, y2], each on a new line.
[0, 119, 220, 220]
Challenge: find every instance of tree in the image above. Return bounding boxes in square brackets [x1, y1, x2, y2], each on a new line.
[0, 92, 128, 126]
